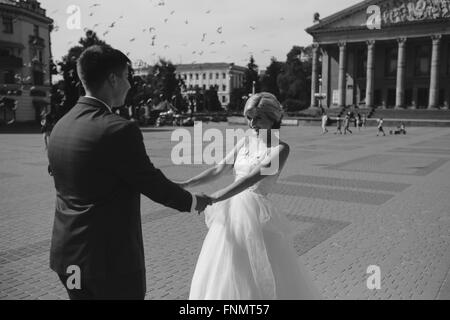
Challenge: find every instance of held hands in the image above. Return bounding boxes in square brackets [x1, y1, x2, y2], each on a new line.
[194, 193, 213, 214]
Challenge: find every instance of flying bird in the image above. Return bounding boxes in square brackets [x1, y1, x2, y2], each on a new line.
[249, 26, 256, 30]
[216, 26, 222, 34]
[220, 41, 226, 44]
[109, 22, 116, 28]
[209, 42, 215, 46]
[129, 38, 136, 42]
[164, 18, 168, 23]
[164, 45, 170, 49]
[201, 33, 207, 42]
[185, 20, 189, 24]
[170, 10, 175, 15]
[89, 12, 94, 16]
[206, 10, 211, 13]
[103, 31, 109, 36]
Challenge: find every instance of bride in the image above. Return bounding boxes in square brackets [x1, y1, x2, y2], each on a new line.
[179, 92, 322, 300]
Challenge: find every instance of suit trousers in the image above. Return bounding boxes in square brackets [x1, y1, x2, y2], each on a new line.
[58, 269, 146, 300]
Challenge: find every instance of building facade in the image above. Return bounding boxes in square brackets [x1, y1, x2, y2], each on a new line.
[175, 62, 246, 109]
[0, 0, 53, 123]
[306, 0, 450, 110]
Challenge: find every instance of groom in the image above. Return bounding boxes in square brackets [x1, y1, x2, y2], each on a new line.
[48, 45, 211, 300]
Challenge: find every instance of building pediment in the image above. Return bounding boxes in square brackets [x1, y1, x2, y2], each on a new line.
[307, 0, 450, 34]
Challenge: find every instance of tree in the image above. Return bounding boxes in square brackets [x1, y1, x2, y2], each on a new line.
[204, 86, 222, 112]
[243, 55, 260, 95]
[228, 87, 248, 112]
[277, 45, 314, 112]
[261, 57, 285, 100]
[146, 58, 181, 101]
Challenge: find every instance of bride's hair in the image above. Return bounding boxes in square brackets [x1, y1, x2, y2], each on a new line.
[243, 92, 284, 129]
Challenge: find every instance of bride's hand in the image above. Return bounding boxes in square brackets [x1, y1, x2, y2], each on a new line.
[210, 192, 220, 204]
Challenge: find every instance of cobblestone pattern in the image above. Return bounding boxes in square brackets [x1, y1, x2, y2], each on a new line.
[1, 125, 450, 300]
[281, 174, 411, 192]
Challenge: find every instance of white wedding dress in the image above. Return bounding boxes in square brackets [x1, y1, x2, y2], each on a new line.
[189, 137, 322, 300]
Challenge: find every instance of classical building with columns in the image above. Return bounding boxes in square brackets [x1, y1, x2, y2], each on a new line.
[306, 0, 450, 110]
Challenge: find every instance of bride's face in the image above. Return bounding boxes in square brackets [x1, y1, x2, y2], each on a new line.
[245, 108, 274, 132]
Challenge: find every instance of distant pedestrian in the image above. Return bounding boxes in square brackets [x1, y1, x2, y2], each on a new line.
[335, 116, 343, 134]
[356, 113, 361, 131]
[41, 112, 54, 150]
[377, 118, 386, 136]
[362, 113, 367, 128]
[321, 113, 328, 134]
[344, 113, 352, 134]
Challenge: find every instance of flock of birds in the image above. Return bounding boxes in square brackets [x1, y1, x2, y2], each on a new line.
[47, 0, 289, 64]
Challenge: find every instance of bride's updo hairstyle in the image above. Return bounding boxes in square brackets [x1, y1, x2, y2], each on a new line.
[243, 92, 284, 129]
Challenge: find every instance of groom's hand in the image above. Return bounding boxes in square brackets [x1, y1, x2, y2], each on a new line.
[194, 193, 213, 214]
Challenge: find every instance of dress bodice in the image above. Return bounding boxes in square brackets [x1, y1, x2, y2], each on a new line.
[233, 137, 279, 196]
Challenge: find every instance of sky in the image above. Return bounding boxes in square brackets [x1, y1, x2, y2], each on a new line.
[39, 0, 362, 70]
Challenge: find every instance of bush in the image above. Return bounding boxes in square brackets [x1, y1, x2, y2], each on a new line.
[281, 99, 309, 112]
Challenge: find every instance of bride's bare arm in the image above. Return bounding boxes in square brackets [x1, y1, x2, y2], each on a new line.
[210, 143, 289, 203]
[176, 138, 246, 188]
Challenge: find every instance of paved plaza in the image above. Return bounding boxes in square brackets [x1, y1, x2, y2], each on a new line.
[0, 123, 450, 300]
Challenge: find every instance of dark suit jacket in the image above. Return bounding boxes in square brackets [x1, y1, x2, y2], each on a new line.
[48, 97, 192, 279]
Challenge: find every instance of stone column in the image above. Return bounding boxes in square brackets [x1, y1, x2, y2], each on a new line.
[395, 38, 407, 109]
[428, 34, 441, 109]
[310, 43, 320, 108]
[365, 40, 375, 108]
[338, 41, 347, 108]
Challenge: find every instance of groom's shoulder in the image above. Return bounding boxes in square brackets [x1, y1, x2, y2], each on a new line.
[102, 113, 140, 137]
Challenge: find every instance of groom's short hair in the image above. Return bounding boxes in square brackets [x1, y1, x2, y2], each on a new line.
[77, 45, 131, 91]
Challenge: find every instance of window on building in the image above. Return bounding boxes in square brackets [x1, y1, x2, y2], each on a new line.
[415, 45, 431, 76]
[356, 47, 367, 79]
[0, 48, 10, 57]
[374, 89, 382, 106]
[33, 70, 44, 85]
[202, 73, 206, 80]
[33, 24, 39, 37]
[222, 73, 226, 79]
[189, 73, 193, 80]
[4, 70, 15, 84]
[2, 16, 13, 34]
[38, 50, 43, 63]
[405, 88, 413, 106]
[202, 84, 206, 90]
[195, 73, 199, 80]
[184, 74, 187, 80]
[209, 73, 212, 79]
[384, 47, 397, 77]
[216, 73, 219, 79]
[222, 96, 226, 103]
[222, 85, 226, 91]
